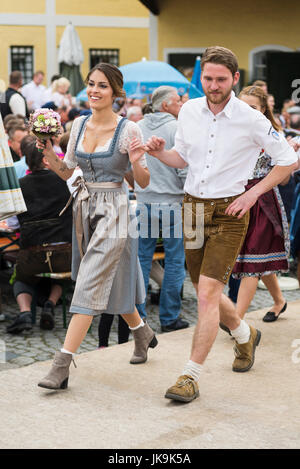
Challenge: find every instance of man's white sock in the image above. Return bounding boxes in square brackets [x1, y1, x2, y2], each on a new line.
[182, 360, 203, 382]
[230, 320, 250, 344]
[129, 319, 145, 331]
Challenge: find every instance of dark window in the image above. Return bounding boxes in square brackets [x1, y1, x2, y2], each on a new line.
[168, 53, 203, 79]
[89, 49, 119, 69]
[252, 51, 268, 81]
[10, 46, 34, 85]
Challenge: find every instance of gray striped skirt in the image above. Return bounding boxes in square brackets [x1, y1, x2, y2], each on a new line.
[69, 179, 145, 316]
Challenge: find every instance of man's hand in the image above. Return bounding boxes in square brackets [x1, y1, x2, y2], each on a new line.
[225, 190, 258, 219]
[144, 136, 166, 158]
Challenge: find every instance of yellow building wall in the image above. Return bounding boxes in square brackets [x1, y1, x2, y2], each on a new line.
[0, 1, 149, 86]
[56, 0, 148, 17]
[0, 0, 45, 13]
[0, 26, 47, 86]
[56, 26, 149, 79]
[157, 0, 300, 80]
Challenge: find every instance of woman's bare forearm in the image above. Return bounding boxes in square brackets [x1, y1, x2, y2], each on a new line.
[45, 150, 75, 181]
[132, 163, 150, 188]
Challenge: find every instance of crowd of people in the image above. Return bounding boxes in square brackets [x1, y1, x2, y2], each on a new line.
[1, 48, 300, 402]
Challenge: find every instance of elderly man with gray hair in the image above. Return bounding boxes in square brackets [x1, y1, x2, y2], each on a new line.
[135, 85, 189, 332]
[127, 105, 143, 122]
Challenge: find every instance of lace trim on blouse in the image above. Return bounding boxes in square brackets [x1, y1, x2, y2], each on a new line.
[63, 115, 147, 169]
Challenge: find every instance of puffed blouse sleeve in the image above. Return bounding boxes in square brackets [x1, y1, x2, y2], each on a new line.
[63, 116, 85, 169]
[119, 120, 147, 168]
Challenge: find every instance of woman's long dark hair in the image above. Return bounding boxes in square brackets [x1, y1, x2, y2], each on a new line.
[85, 63, 126, 99]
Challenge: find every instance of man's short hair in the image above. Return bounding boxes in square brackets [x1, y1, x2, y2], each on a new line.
[126, 106, 142, 119]
[5, 119, 25, 133]
[50, 74, 61, 83]
[8, 125, 27, 140]
[33, 70, 44, 77]
[151, 86, 177, 112]
[3, 114, 19, 127]
[201, 46, 239, 76]
[9, 71, 22, 85]
[20, 134, 36, 157]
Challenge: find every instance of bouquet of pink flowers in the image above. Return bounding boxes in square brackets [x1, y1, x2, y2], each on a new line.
[29, 108, 62, 144]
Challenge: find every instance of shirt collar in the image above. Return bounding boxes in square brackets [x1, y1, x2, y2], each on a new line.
[202, 90, 236, 119]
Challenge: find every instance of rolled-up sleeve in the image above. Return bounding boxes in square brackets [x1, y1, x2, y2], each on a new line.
[173, 110, 188, 162]
[252, 115, 298, 166]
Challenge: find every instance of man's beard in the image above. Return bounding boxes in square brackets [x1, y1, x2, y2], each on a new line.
[206, 86, 233, 105]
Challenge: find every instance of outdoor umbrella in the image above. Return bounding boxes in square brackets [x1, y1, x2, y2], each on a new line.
[191, 56, 204, 96]
[119, 59, 203, 99]
[0, 115, 26, 220]
[76, 59, 203, 101]
[76, 87, 89, 103]
[58, 23, 85, 96]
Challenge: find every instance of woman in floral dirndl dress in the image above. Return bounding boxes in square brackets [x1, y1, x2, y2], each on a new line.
[232, 86, 290, 323]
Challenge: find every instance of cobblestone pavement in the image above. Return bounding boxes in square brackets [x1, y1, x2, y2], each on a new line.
[1, 266, 300, 371]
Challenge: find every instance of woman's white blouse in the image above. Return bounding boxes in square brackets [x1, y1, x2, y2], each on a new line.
[64, 115, 147, 169]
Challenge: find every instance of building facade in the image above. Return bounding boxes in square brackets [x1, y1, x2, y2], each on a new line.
[142, 0, 300, 106]
[0, 0, 150, 86]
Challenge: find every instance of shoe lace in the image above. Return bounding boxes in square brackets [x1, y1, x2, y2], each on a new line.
[177, 377, 193, 388]
[233, 345, 241, 358]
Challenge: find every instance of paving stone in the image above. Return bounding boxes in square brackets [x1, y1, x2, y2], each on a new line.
[1, 268, 300, 371]
[10, 356, 35, 366]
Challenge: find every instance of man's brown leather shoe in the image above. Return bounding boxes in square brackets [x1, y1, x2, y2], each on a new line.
[232, 325, 261, 372]
[165, 375, 199, 403]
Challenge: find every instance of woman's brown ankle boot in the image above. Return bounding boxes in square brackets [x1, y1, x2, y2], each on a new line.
[38, 351, 75, 390]
[130, 322, 158, 364]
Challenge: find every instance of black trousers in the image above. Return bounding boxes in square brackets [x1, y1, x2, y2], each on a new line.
[98, 313, 130, 347]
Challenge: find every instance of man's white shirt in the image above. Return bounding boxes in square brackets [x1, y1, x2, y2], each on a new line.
[21, 81, 46, 110]
[9, 93, 26, 116]
[174, 91, 298, 198]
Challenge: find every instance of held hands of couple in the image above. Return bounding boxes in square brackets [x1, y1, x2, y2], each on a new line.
[144, 136, 166, 157]
[129, 136, 165, 163]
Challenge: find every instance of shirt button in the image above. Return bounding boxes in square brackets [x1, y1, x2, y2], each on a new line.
[211, 134, 214, 137]
[200, 192, 203, 195]
[206, 165, 210, 168]
[213, 119, 216, 122]
[209, 150, 212, 153]
[201, 180, 205, 183]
